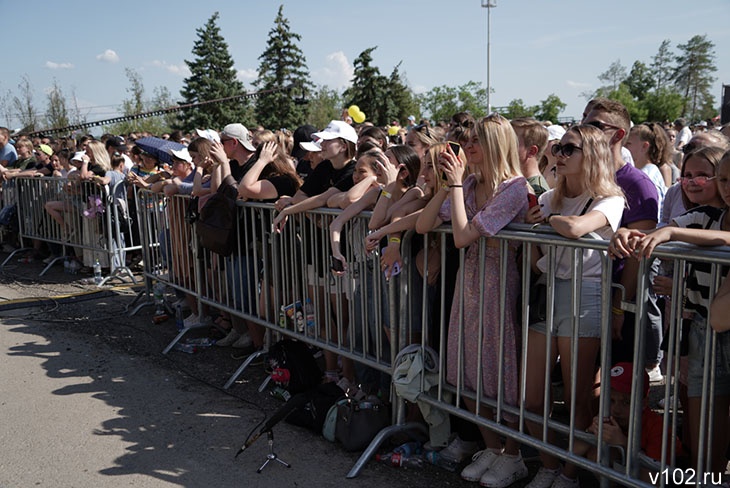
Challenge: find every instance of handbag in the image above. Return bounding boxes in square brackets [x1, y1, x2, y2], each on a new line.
[184, 196, 199, 224]
[196, 177, 238, 256]
[334, 395, 389, 451]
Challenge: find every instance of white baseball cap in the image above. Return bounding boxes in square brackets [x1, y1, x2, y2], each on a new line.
[312, 120, 358, 144]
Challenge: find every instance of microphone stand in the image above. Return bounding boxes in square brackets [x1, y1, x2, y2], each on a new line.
[256, 430, 291, 473]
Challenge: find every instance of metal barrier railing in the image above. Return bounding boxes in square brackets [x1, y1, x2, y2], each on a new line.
[124, 188, 730, 485]
[0, 176, 140, 285]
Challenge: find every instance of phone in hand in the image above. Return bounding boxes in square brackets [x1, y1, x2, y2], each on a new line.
[528, 193, 539, 208]
[330, 256, 344, 273]
[448, 141, 461, 155]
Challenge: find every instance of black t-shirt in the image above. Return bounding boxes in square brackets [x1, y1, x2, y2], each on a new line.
[300, 159, 356, 196]
[230, 154, 258, 183]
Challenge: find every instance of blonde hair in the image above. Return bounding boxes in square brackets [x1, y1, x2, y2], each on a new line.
[86, 140, 111, 171]
[472, 113, 523, 198]
[551, 124, 624, 211]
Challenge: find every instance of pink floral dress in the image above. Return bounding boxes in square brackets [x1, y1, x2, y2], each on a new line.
[438, 175, 528, 412]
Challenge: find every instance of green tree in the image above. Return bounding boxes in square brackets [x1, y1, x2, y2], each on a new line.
[13, 75, 38, 132]
[384, 62, 419, 125]
[598, 60, 628, 93]
[534, 94, 566, 122]
[607, 84, 647, 123]
[177, 12, 250, 131]
[419, 81, 488, 123]
[500, 98, 535, 120]
[253, 5, 313, 129]
[624, 61, 654, 100]
[641, 88, 685, 123]
[343, 47, 389, 126]
[673, 34, 717, 120]
[45, 79, 70, 131]
[107, 69, 175, 135]
[307, 85, 343, 130]
[650, 40, 674, 90]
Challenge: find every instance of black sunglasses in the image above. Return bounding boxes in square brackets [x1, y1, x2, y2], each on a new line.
[585, 120, 622, 132]
[414, 123, 431, 138]
[551, 143, 583, 158]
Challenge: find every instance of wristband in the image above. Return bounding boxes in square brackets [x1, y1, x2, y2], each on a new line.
[612, 306, 624, 316]
[388, 237, 401, 244]
[546, 213, 559, 223]
[449, 184, 463, 188]
[381, 189, 392, 199]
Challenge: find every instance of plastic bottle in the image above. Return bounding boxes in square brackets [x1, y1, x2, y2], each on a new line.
[393, 441, 422, 457]
[172, 343, 196, 354]
[304, 298, 316, 334]
[184, 337, 216, 347]
[93, 259, 102, 285]
[375, 452, 425, 468]
[425, 451, 459, 472]
[175, 302, 184, 331]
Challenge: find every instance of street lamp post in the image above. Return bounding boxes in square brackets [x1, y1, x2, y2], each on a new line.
[481, 0, 496, 114]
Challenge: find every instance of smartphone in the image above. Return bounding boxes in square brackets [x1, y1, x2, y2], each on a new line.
[448, 141, 461, 155]
[528, 193, 539, 209]
[330, 256, 344, 273]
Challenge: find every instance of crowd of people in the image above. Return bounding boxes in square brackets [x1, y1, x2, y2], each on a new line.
[1, 103, 730, 487]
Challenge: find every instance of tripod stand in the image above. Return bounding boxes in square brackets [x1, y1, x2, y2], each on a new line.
[256, 430, 291, 473]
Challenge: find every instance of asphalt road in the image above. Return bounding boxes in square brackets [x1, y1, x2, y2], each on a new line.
[0, 260, 473, 488]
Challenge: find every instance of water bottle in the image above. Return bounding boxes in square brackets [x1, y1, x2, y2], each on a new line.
[375, 452, 424, 468]
[425, 451, 459, 472]
[153, 282, 165, 315]
[172, 343, 196, 354]
[175, 302, 184, 331]
[304, 298, 316, 334]
[93, 259, 102, 285]
[393, 441, 422, 457]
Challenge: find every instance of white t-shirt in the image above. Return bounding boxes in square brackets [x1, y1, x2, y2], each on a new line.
[537, 191, 625, 280]
[639, 163, 666, 219]
[676, 126, 692, 149]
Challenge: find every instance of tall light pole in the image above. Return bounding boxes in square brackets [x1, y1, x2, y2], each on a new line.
[481, 0, 496, 114]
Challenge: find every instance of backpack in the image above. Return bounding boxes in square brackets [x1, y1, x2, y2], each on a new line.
[285, 382, 345, 433]
[267, 339, 322, 394]
[196, 177, 238, 256]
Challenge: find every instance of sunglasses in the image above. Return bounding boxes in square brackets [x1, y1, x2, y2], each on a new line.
[414, 123, 431, 138]
[551, 143, 583, 158]
[585, 120, 623, 132]
[678, 175, 715, 186]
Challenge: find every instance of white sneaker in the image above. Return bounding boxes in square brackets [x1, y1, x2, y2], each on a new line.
[461, 449, 501, 482]
[646, 365, 663, 383]
[215, 329, 241, 347]
[440, 435, 480, 463]
[478, 452, 528, 488]
[232, 333, 252, 349]
[183, 313, 200, 328]
[525, 467, 561, 488]
[551, 474, 580, 488]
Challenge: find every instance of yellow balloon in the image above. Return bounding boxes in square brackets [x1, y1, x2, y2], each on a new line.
[388, 125, 399, 136]
[353, 111, 366, 124]
[347, 105, 360, 118]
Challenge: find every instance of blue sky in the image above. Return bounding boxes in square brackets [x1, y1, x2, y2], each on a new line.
[1, 0, 728, 131]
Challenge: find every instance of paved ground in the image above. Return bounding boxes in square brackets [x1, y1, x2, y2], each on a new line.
[0, 258, 482, 488]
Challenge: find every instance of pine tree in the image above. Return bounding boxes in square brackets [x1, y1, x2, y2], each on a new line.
[254, 5, 313, 130]
[385, 63, 419, 125]
[650, 40, 674, 91]
[673, 34, 717, 120]
[343, 47, 389, 126]
[176, 12, 250, 131]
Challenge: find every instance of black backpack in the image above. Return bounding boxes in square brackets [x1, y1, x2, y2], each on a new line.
[196, 177, 237, 256]
[267, 339, 322, 394]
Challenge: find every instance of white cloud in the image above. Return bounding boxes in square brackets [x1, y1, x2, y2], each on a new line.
[566, 80, 591, 89]
[150, 60, 191, 77]
[96, 49, 119, 63]
[236, 69, 257, 82]
[45, 61, 73, 70]
[312, 51, 353, 89]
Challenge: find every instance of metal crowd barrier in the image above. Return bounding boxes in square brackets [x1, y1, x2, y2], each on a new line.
[0, 176, 140, 285]
[129, 187, 729, 486]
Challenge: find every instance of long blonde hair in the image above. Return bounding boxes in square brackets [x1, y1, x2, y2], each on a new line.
[551, 124, 624, 211]
[472, 113, 523, 198]
[86, 140, 111, 172]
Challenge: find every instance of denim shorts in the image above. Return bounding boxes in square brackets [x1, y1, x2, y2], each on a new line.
[686, 314, 730, 397]
[530, 279, 603, 338]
